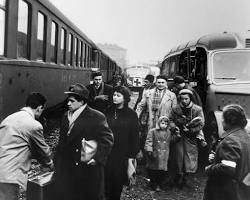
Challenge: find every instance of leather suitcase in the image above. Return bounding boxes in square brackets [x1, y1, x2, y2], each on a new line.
[27, 171, 55, 200]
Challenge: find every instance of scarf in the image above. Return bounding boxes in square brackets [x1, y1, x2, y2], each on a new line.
[67, 104, 86, 135]
[151, 88, 166, 112]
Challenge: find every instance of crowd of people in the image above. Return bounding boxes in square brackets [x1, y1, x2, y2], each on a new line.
[0, 71, 250, 200]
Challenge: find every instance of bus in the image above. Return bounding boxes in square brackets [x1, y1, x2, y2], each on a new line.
[125, 65, 160, 90]
[161, 32, 250, 144]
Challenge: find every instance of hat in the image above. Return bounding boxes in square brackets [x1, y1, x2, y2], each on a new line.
[64, 83, 89, 99]
[144, 74, 154, 83]
[174, 76, 185, 84]
[179, 89, 193, 96]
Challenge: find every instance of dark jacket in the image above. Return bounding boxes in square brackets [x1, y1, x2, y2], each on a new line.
[204, 128, 250, 200]
[87, 83, 113, 113]
[54, 106, 113, 200]
[104, 105, 140, 198]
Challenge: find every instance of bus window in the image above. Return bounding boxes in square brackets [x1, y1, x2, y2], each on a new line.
[60, 28, 66, 65]
[0, 0, 5, 55]
[17, 0, 30, 59]
[36, 12, 46, 61]
[178, 51, 189, 79]
[50, 21, 58, 63]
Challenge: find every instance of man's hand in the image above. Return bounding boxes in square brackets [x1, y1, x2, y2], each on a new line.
[95, 95, 109, 101]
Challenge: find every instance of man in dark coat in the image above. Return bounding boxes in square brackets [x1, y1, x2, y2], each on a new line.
[54, 83, 114, 200]
[204, 104, 250, 200]
[87, 71, 113, 113]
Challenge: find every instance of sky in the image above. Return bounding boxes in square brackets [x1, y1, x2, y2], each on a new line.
[49, 0, 250, 66]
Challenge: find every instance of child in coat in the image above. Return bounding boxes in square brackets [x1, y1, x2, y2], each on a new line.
[144, 116, 180, 191]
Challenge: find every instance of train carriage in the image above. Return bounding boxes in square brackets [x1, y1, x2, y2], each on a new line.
[0, 0, 120, 120]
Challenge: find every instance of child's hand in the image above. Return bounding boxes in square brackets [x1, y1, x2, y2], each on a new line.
[174, 127, 180, 134]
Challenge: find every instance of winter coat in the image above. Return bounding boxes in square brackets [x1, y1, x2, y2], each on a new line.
[170, 103, 204, 173]
[104, 106, 140, 182]
[136, 88, 177, 129]
[144, 127, 180, 171]
[204, 128, 250, 200]
[54, 106, 113, 200]
[87, 83, 113, 113]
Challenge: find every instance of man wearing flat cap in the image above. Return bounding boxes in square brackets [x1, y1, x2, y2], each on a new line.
[54, 83, 114, 200]
[136, 75, 177, 130]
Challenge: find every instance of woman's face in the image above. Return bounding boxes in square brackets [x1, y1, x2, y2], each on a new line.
[180, 94, 191, 107]
[113, 91, 124, 105]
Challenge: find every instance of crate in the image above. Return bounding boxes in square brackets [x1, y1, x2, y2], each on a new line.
[27, 171, 55, 200]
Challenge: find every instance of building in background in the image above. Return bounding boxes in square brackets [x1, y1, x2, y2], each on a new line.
[97, 43, 127, 69]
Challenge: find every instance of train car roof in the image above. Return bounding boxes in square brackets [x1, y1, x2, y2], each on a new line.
[165, 32, 246, 59]
[40, 0, 118, 65]
[39, 0, 97, 47]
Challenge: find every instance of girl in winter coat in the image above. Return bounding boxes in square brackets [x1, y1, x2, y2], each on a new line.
[144, 116, 180, 191]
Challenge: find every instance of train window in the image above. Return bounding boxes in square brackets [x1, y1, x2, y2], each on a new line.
[0, 0, 5, 6]
[84, 45, 88, 67]
[17, 0, 30, 59]
[36, 12, 46, 61]
[74, 37, 78, 66]
[82, 43, 86, 67]
[68, 33, 73, 66]
[0, 1, 5, 55]
[79, 41, 83, 67]
[50, 21, 58, 63]
[60, 28, 66, 65]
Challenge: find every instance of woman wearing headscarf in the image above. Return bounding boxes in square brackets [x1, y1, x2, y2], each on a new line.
[170, 89, 205, 189]
[104, 86, 140, 200]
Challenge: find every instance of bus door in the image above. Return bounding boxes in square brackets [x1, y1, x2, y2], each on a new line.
[189, 47, 208, 106]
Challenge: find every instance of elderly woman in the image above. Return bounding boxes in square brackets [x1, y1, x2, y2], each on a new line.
[170, 89, 205, 189]
[204, 104, 250, 200]
[104, 86, 140, 200]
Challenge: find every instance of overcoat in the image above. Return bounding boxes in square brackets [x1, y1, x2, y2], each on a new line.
[204, 128, 250, 200]
[54, 106, 113, 200]
[87, 83, 113, 113]
[170, 103, 204, 173]
[144, 127, 179, 171]
[136, 88, 177, 129]
[104, 106, 140, 199]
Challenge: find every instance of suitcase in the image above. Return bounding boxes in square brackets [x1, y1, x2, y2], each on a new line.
[27, 171, 55, 200]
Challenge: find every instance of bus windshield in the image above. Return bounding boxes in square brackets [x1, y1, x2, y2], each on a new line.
[213, 51, 250, 83]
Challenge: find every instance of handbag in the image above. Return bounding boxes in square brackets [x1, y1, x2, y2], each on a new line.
[80, 138, 98, 163]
